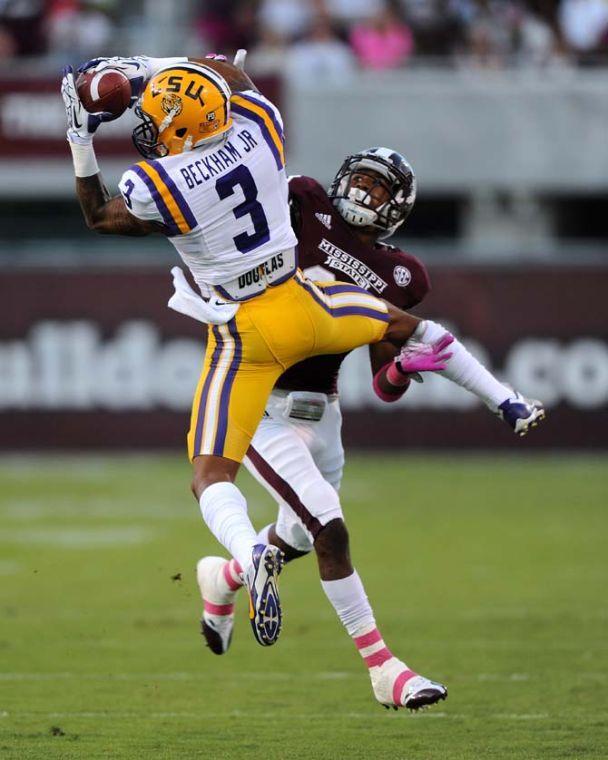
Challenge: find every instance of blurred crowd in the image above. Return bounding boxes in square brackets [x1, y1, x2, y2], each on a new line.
[0, 1, 116, 61]
[2, 0, 608, 71]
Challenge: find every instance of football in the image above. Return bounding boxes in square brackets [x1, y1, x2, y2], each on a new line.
[76, 68, 131, 120]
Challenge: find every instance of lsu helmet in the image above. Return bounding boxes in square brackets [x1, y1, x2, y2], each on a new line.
[132, 62, 232, 159]
[329, 147, 417, 239]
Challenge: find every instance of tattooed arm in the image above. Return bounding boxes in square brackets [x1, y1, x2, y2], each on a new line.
[75, 174, 162, 236]
[62, 67, 162, 237]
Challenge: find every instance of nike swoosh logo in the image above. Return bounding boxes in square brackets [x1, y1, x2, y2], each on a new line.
[72, 108, 82, 129]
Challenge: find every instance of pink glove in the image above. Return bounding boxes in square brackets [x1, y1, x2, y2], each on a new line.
[388, 333, 454, 384]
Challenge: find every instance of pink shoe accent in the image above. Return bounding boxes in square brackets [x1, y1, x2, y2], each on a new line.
[223, 560, 243, 591]
[364, 647, 393, 668]
[204, 600, 234, 616]
[392, 668, 417, 706]
[354, 628, 382, 650]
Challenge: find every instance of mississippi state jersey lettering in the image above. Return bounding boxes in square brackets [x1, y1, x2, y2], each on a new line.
[118, 89, 297, 290]
[276, 176, 431, 394]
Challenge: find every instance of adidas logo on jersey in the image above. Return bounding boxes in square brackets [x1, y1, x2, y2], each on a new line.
[315, 213, 332, 230]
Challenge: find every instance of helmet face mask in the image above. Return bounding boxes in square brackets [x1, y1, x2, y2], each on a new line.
[329, 148, 417, 239]
[132, 63, 233, 160]
[132, 105, 169, 159]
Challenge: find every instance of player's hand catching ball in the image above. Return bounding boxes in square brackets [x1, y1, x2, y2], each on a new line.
[61, 65, 113, 145]
[77, 56, 149, 106]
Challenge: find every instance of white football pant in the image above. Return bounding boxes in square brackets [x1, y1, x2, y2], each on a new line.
[243, 390, 345, 553]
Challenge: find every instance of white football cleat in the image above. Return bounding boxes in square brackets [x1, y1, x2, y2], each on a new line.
[196, 556, 238, 655]
[370, 657, 448, 711]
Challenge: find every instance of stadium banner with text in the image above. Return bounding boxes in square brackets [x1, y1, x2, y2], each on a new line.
[0, 77, 282, 158]
[0, 264, 606, 451]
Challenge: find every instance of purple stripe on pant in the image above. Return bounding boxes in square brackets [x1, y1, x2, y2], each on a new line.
[296, 277, 389, 322]
[322, 283, 371, 297]
[212, 319, 242, 457]
[193, 325, 222, 455]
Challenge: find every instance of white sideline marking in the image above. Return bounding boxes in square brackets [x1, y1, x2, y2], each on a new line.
[0, 710, 461, 721]
[3, 671, 604, 686]
[477, 673, 530, 682]
[495, 713, 549, 721]
[0, 709, 559, 722]
[1, 500, 191, 521]
[316, 671, 352, 680]
[0, 527, 153, 547]
[0, 671, 355, 682]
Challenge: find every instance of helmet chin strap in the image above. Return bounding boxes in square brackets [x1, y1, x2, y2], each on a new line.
[158, 107, 179, 134]
[335, 187, 378, 228]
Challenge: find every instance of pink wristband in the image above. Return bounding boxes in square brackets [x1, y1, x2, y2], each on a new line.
[373, 362, 411, 403]
[386, 361, 410, 387]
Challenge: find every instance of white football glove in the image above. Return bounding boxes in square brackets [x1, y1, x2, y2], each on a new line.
[168, 267, 239, 325]
[61, 65, 111, 145]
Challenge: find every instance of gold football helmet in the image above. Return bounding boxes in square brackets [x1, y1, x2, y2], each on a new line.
[132, 63, 232, 159]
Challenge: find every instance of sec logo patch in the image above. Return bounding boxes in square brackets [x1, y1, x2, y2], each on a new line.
[393, 265, 412, 287]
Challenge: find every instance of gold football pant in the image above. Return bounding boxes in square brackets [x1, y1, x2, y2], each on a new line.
[187, 273, 389, 463]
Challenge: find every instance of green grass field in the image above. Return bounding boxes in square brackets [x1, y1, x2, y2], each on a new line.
[0, 453, 606, 759]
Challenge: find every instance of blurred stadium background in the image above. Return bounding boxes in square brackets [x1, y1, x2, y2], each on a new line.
[0, 1, 607, 758]
[0, 0, 607, 449]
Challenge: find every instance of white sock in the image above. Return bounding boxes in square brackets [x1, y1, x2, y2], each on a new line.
[255, 523, 272, 545]
[199, 482, 257, 571]
[321, 570, 375, 637]
[322, 571, 401, 670]
[415, 319, 512, 410]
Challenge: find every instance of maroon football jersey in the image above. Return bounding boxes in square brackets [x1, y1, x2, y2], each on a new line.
[275, 176, 431, 394]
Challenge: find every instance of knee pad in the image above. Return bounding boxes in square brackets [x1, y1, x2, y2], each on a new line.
[300, 478, 343, 526]
[274, 514, 314, 554]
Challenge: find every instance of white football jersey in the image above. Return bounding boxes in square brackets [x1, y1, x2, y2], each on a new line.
[118, 89, 297, 290]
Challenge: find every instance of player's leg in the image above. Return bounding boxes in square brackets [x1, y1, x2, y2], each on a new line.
[316, 522, 446, 709]
[382, 302, 545, 433]
[196, 411, 314, 655]
[189, 280, 430, 652]
[311, 408, 447, 710]
[208, 404, 347, 648]
[189, 277, 377, 650]
[188, 319, 286, 648]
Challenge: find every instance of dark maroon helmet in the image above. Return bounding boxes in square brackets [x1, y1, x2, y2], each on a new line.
[328, 147, 416, 239]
